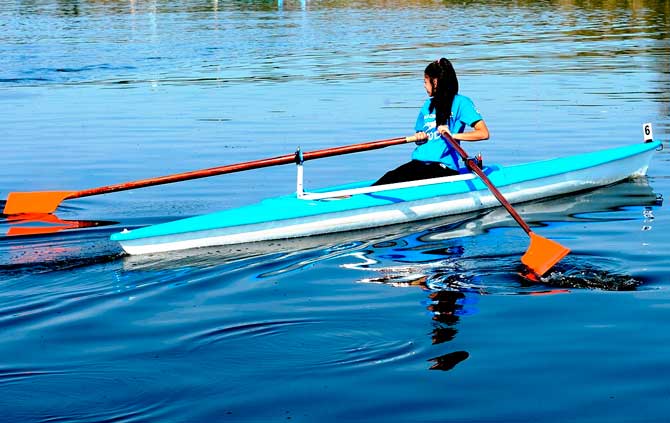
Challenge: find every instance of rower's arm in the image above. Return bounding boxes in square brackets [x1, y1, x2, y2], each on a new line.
[452, 120, 489, 142]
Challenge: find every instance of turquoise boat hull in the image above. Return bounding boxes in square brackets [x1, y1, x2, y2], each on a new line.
[111, 141, 661, 255]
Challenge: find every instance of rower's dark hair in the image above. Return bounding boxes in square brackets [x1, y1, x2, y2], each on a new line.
[425, 58, 459, 127]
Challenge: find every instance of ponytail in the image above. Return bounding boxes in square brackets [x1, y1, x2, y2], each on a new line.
[425, 58, 459, 127]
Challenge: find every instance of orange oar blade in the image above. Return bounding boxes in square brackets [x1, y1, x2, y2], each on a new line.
[3, 191, 75, 215]
[521, 232, 571, 277]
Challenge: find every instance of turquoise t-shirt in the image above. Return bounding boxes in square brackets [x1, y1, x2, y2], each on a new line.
[412, 94, 482, 169]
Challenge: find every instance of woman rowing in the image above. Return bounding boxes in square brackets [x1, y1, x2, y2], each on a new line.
[373, 58, 489, 186]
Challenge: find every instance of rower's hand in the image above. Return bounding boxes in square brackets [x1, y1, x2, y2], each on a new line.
[415, 132, 428, 145]
[437, 125, 452, 139]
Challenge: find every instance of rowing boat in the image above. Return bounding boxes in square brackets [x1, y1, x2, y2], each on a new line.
[110, 140, 662, 255]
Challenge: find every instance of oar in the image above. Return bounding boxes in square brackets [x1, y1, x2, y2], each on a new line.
[3, 135, 419, 215]
[442, 132, 570, 276]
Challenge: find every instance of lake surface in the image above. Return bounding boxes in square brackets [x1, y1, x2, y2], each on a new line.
[1, 0, 669, 421]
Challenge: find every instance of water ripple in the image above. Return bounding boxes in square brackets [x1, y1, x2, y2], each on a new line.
[184, 318, 317, 350]
[0, 366, 67, 386]
[321, 338, 418, 369]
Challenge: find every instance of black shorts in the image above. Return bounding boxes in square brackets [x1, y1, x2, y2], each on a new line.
[372, 160, 459, 186]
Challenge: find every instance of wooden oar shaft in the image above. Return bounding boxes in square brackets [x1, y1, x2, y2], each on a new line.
[466, 162, 533, 234]
[443, 134, 532, 234]
[68, 136, 415, 200]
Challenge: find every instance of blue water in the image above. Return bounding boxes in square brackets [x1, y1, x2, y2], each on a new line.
[1, 1, 669, 421]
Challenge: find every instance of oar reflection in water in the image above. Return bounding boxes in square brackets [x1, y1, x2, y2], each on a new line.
[1, 212, 117, 237]
[0, 213, 121, 271]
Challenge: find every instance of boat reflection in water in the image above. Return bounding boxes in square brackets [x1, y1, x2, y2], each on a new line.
[424, 177, 662, 244]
